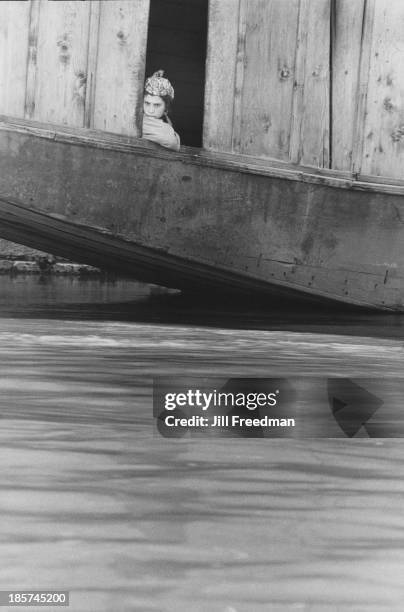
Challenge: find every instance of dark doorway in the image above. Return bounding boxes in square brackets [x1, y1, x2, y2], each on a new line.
[145, 0, 208, 148]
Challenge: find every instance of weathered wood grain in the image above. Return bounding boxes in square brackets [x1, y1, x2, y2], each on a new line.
[6, 114, 404, 195]
[93, 0, 150, 136]
[0, 196, 316, 300]
[31, 1, 91, 126]
[0, 1, 31, 117]
[230, 0, 248, 152]
[331, 0, 366, 170]
[205, 0, 330, 166]
[84, 1, 101, 129]
[289, 0, 330, 167]
[233, 0, 300, 159]
[3, 0, 404, 183]
[24, 0, 41, 120]
[351, 0, 376, 175]
[360, 0, 404, 178]
[203, 0, 239, 151]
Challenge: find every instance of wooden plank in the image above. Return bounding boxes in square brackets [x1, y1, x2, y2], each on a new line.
[289, 0, 330, 167]
[0, 1, 31, 118]
[25, 0, 41, 120]
[0, 196, 309, 298]
[84, 1, 101, 129]
[93, 0, 150, 136]
[8, 115, 404, 196]
[230, 0, 248, 152]
[31, 1, 91, 127]
[0, 198, 348, 305]
[202, 0, 239, 151]
[351, 0, 376, 175]
[233, 0, 300, 159]
[331, 0, 366, 170]
[360, 0, 404, 178]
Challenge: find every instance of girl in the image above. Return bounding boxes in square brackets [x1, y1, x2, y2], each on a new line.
[142, 70, 180, 151]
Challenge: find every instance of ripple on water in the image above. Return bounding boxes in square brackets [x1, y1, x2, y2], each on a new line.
[0, 278, 403, 610]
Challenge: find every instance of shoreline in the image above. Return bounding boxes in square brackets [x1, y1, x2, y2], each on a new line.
[0, 239, 102, 276]
[0, 258, 102, 276]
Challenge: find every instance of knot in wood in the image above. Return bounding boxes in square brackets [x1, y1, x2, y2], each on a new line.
[116, 30, 127, 45]
[280, 68, 290, 79]
[57, 36, 70, 64]
[383, 97, 394, 112]
[391, 125, 404, 142]
[261, 113, 272, 133]
[73, 71, 87, 101]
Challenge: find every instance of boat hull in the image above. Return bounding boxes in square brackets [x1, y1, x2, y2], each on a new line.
[0, 117, 403, 310]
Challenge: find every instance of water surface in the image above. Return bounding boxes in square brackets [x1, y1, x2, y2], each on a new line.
[0, 276, 403, 611]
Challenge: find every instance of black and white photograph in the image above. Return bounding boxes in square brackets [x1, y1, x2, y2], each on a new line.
[0, 0, 403, 610]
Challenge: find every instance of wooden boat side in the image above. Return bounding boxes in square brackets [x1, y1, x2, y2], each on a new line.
[0, 195, 355, 306]
[3, 115, 404, 195]
[0, 117, 403, 311]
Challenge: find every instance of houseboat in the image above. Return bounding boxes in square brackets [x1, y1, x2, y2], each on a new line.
[0, 0, 403, 310]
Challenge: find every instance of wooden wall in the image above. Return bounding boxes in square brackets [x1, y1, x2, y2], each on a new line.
[0, 0, 150, 136]
[355, 0, 404, 178]
[204, 0, 331, 166]
[0, 2, 31, 118]
[2, 0, 404, 180]
[331, 0, 404, 177]
[204, 0, 404, 180]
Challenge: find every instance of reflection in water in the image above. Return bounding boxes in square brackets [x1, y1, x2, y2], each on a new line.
[0, 276, 403, 611]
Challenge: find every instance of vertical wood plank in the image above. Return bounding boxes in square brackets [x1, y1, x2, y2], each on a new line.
[25, 0, 41, 120]
[0, 1, 31, 118]
[231, 0, 248, 152]
[331, 0, 365, 171]
[289, 0, 308, 164]
[290, 0, 330, 167]
[351, 0, 376, 175]
[84, 1, 101, 129]
[32, 1, 91, 127]
[202, 0, 239, 152]
[233, 0, 300, 159]
[360, 0, 404, 178]
[93, 0, 150, 136]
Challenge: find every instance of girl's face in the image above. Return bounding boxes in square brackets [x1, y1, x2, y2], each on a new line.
[143, 94, 166, 119]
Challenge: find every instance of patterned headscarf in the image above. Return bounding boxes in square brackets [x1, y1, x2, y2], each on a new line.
[145, 70, 174, 100]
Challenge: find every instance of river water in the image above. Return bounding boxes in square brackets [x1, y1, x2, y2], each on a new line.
[0, 276, 403, 612]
